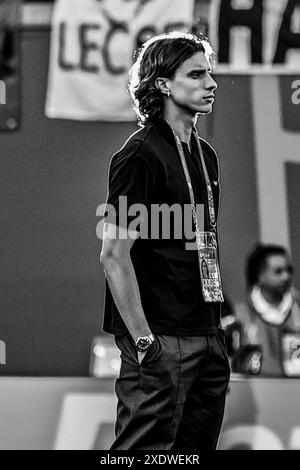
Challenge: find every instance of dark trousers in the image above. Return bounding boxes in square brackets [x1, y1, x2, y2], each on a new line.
[110, 331, 230, 451]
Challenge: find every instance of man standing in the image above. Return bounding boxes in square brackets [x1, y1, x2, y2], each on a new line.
[100, 32, 230, 451]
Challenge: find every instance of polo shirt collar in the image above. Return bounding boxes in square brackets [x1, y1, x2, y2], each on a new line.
[153, 119, 198, 149]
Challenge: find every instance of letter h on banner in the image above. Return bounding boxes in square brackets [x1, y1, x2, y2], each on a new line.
[217, 0, 263, 64]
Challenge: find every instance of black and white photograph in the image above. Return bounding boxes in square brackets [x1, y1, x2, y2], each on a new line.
[0, 0, 300, 454]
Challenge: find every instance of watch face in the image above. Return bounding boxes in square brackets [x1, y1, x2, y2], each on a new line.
[136, 336, 151, 352]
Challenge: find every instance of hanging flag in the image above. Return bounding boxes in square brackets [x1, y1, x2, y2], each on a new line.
[209, 0, 300, 73]
[45, 0, 195, 121]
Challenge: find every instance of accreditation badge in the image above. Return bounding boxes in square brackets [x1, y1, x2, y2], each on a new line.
[197, 232, 224, 303]
[281, 332, 300, 376]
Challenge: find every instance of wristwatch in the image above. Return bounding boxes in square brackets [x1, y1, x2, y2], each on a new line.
[135, 334, 155, 353]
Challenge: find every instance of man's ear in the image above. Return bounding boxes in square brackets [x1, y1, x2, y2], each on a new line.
[155, 77, 171, 96]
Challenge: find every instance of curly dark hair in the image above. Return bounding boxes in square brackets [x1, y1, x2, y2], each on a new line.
[128, 31, 214, 125]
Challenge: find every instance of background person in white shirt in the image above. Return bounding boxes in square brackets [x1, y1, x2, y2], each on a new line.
[234, 243, 300, 376]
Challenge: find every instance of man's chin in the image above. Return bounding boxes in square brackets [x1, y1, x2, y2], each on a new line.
[197, 108, 213, 116]
[197, 104, 213, 115]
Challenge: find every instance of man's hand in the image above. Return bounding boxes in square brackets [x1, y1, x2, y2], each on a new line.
[137, 351, 147, 365]
[135, 334, 155, 364]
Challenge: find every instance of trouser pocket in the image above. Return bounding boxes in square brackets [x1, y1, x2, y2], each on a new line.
[216, 331, 231, 380]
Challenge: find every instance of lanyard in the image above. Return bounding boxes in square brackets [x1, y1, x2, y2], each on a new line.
[171, 128, 217, 232]
[172, 128, 224, 303]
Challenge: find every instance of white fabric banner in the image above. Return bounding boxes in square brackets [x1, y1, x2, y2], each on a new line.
[45, 0, 195, 121]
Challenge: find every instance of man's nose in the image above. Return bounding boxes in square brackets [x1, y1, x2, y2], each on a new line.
[206, 75, 218, 91]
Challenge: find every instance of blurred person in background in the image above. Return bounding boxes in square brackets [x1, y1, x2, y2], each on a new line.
[233, 244, 300, 376]
[100, 32, 229, 451]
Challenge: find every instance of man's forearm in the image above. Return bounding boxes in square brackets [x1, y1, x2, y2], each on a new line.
[103, 255, 152, 342]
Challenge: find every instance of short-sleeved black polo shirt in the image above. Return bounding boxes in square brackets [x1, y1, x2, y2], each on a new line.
[102, 119, 222, 336]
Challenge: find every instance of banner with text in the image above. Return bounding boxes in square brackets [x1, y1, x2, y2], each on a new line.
[209, 0, 300, 73]
[45, 0, 194, 121]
